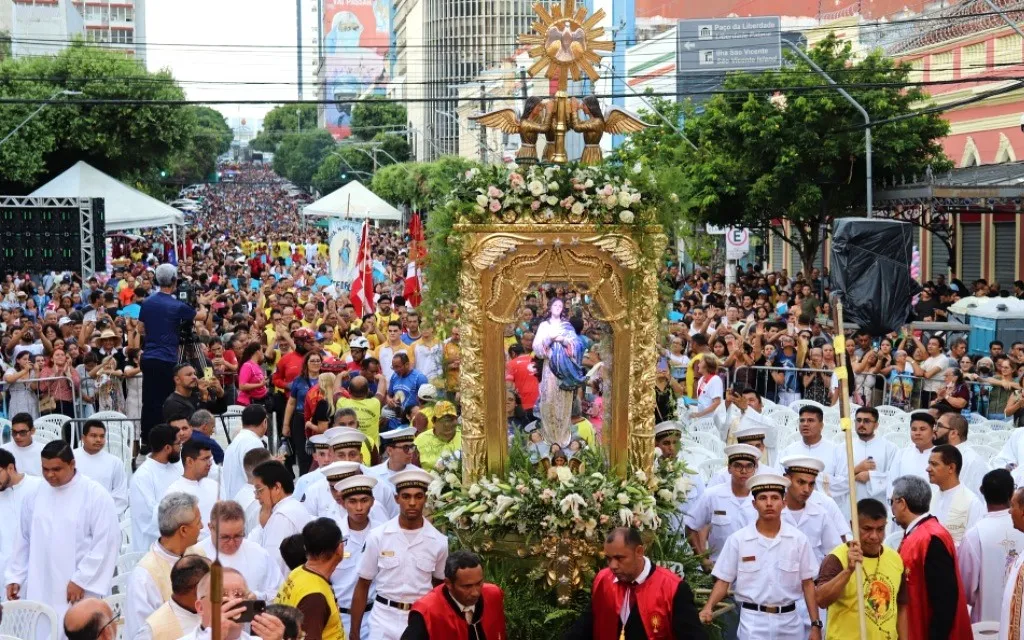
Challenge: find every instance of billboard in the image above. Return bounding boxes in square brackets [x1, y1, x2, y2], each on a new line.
[323, 0, 391, 139]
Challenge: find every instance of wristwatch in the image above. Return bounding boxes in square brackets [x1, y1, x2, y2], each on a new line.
[810, 620, 824, 629]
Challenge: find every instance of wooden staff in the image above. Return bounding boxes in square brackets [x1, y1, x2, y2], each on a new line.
[211, 461, 223, 640]
[831, 296, 868, 640]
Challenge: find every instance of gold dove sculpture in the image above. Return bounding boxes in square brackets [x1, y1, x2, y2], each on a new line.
[470, 97, 556, 164]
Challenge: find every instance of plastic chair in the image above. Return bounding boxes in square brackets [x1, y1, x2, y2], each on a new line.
[875, 405, 904, 420]
[110, 571, 130, 595]
[0, 600, 60, 640]
[120, 519, 132, 553]
[984, 419, 1012, 431]
[967, 444, 1000, 461]
[104, 593, 126, 640]
[968, 413, 987, 425]
[687, 417, 721, 437]
[788, 399, 826, 413]
[698, 458, 725, 482]
[90, 410, 135, 445]
[116, 551, 146, 576]
[690, 432, 725, 456]
[972, 621, 1000, 638]
[883, 432, 909, 448]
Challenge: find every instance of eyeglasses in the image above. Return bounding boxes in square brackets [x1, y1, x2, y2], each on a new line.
[854, 418, 876, 424]
[11, 429, 31, 437]
[253, 485, 268, 496]
[95, 615, 121, 636]
[218, 534, 246, 542]
[397, 444, 417, 453]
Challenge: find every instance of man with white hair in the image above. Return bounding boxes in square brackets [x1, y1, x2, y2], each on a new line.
[198, 500, 282, 601]
[124, 492, 205, 639]
[181, 568, 287, 640]
[138, 263, 202, 446]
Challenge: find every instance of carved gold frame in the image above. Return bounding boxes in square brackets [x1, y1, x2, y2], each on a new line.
[456, 223, 666, 482]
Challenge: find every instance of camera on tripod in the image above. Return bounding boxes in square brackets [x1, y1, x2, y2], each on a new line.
[175, 280, 198, 340]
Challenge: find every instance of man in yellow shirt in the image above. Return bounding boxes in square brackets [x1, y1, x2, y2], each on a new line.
[274, 517, 345, 640]
[374, 294, 400, 328]
[414, 401, 461, 471]
[336, 375, 384, 449]
[571, 402, 596, 448]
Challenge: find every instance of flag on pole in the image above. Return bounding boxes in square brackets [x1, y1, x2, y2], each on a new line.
[351, 221, 375, 317]
[404, 212, 425, 307]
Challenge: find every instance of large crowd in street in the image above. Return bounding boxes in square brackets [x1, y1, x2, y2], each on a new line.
[3, 162, 1024, 640]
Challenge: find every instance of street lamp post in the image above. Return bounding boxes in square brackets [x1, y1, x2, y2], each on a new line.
[0, 89, 83, 147]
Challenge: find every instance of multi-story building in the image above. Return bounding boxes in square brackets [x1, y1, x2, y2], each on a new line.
[298, 0, 322, 100]
[390, 0, 426, 158]
[7, 0, 83, 58]
[71, 0, 146, 62]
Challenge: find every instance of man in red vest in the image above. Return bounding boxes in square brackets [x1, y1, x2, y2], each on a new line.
[402, 550, 507, 640]
[565, 527, 706, 640]
[890, 474, 972, 640]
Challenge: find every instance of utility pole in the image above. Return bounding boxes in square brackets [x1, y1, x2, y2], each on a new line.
[372, 146, 378, 172]
[479, 82, 488, 164]
[296, 108, 301, 135]
[520, 68, 529, 110]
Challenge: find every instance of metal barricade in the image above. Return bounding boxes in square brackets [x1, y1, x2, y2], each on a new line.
[0, 373, 81, 422]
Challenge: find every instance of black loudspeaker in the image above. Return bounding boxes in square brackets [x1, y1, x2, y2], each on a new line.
[0, 199, 106, 274]
[830, 218, 921, 336]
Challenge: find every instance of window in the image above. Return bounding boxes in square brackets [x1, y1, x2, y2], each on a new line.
[931, 51, 953, 82]
[109, 7, 133, 21]
[995, 34, 1022, 65]
[961, 43, 985, 76]
[908, 58, 924, 84]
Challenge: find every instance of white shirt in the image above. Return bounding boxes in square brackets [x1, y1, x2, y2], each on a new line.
[958, 442, 992, 501]
[0, 474, 43, 601]
[887, 445, 933, 499]
[130, 457, 184, 553]
[333, 514, 384, 639]
[683, 483, 757, 562]
[995, 428, 1024, 470]
[261, 495, 313, 576]
[852, 435, 900, 503]
[782, 497, 845, 568]
[137, 598, 201, 640]
[357, 517, 448, 604]
[1, 440, 44, 476]
[412, 340, 442, 381]
[931, 484, 986, 546]
[160, 477, 219, 540]
[4, 473, 119, 630]
[958, 509, 1024, 624]
[198, 537, 282, 601]
[124, 542, 180, 640]
[74, 447, 129, 514]
[221, 429, 265, 502]
[232, 484, 261, 535]
[299, 472, 393, 523]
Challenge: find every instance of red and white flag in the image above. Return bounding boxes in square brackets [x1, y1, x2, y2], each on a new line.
[351, 220, 375, 317]
[404, 212, 425, 307]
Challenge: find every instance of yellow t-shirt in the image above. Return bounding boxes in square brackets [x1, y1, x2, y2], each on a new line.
[275, 566, 344, 640]
[414, 428, 462, 471]
[685, 352, 704, 399]
[572, 418, 596, 447]
[336, 396, 381, 448]
[824, 543, 903, 640]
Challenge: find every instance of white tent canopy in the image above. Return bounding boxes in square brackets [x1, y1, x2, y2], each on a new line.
[302, 181, 401, 222]
[30, 161, 186, 231]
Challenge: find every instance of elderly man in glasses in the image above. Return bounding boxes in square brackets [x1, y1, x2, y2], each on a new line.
[199, 500, 282, 601]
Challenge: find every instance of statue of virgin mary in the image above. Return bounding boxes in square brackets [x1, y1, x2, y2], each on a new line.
[531, 298, 587, 446]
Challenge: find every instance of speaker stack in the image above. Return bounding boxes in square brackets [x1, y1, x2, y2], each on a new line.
[0, 198, 106, 274]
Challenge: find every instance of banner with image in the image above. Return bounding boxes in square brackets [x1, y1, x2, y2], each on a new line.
[329, 219, 363, 283]
[323, 0, 391, 139]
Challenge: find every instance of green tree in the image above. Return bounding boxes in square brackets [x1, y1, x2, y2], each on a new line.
[164, 107, 233, 186]
[351, 97, 406, 141]
[273, 129, 337, 187]
[251, 103, 318, 151]
[639, 36, 951, 275]
[0, 42, 196, 191]
[310, 146, 373, 195]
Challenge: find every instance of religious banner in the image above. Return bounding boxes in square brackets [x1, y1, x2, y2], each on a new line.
[328, 219, 362, 283]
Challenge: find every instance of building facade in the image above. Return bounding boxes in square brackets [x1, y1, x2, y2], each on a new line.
[71, 0, 145, 61]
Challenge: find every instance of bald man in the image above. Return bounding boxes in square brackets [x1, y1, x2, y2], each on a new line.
[64, 598, 118, 640]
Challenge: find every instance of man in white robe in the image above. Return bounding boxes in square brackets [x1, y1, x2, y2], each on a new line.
[851, 407, 899, 503]
[124, 492, 205, 640]
[221, 405, 269, 503]
[999, 486, 1024, 640]
[136, 554, 209, 640]
[936, 412, 990, 500]
[198, 500, 281, 600]
[130, 425, 185, 553]
[234, 447, 273, 535]
[959, 469, 1024, 624]
[994, 425, 1024, 470]
[780, 405, 850, 516]
[252, 460, 312, 575]
[4, 441, 119, 639]
[1, 412, 45, 476]
[0, 448, 43, 602]
[928, 443, 986, 546]
[887, 412, 935, 499]
[159, 439, 218, 541]
[74, 419, 129, 514]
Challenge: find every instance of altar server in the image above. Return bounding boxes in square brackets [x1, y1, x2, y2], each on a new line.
[927, 444, 985, 546]
[850, 407, 899, 503]
[0, 448, 43, 602]
[130, 425, 184, 552]
[73, 419, 129, 513]
[158, 439, 218, 540]
[999, 486, 1024, 640]
[886, 412, 935, 498]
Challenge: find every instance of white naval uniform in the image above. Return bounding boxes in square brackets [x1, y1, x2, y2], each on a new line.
[1, 440, 44, 476]
[130, 457, 184, 553]
[4, 473, 119, 639]
[261, 495, 313, 576]
[73, 447, 129, 513]
[780, 438, 849, 517]
[299, 473, 392, 523]
[197, 537, 282, 601]
[683, 483, 757, 562]
[887, 445, 933, 498]
[1001, 552, 1024, 640]
[292, 469, 322, 505]
[356, 517, 448, 640]
[957, 442, 991, 500]
[333, 514, 385, 639]
[707, 463, 781, 489]
[0, 474, 42, 602]
[159, 477, 219, 541]
[367, 462, 423, 520]
[712, 521, 816, 640]
[851, 436, 899, 503]
[958, 509, 1024, 624]
[930, 483, 986, 546]
[782, 500, 844, 567]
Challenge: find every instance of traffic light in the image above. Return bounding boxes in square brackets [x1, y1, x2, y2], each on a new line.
[341, 172, 348, 180]
[159, 170, 167, 178]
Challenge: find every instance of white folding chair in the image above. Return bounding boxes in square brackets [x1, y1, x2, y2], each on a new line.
[104, 593, 126, 640]
[984, 419, 1012, 431]
[883, 432, 909, 447]
[90, 410, 135, 445]
[968, 444, 1000, 461]
[0, 600, 60, 640]
[120, 519, 132, 553]
[875, 405, 904, 420]
[698, 458, 725, 482]
[110, 571, 130, 595]
[690, 432, 725, 457]
[968, 413, 987, 425]
[116, 551, 146, 576]
[687, 417, 721, 437]
[33, 414, 71, 444]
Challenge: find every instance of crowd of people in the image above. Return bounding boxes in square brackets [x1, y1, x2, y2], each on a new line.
[2, 161, 1024, 640]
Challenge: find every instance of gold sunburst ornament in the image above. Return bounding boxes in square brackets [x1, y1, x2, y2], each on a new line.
[519, 0, 613, 90]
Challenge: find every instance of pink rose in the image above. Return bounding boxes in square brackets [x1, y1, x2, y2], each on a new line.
[489, 199, 502, 212]
[488, 186, 503, 198]
[530, 200, 542, 211]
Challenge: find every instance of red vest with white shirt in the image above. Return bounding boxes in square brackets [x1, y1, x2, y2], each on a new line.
[591, 565, 680, 640]
[899, 516, 972, 640]
[410, 583, 507, 640]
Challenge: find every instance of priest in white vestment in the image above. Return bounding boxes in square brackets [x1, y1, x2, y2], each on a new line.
[994, 425, 1024, 471]
[1, 415, 45, 476]
[136, 554, 209, 640]
[197, 501, 281, 600]
[233, 448, 273, 534]
[74, 420, 129, 513]
[851, 407, 900, 503]
[220, 406, 269, 502]
[0, 448, 43, 602]
[780, 406, 850, 516]
[3, 441, 119, 639]
[252, 460, 312, 575]
[159, 440, 219, 541]
[935, 412, 991, 500]
[886, 413, 936, 499]
[1000, 486, 1024, 640]
[928, 444, 986, 546]
[959, 470, 1024, 624]
[124, 492, 205, 640]
[130, 425, 185, 553]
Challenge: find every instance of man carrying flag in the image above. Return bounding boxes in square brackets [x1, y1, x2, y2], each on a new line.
[351, 220, 375, 318]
